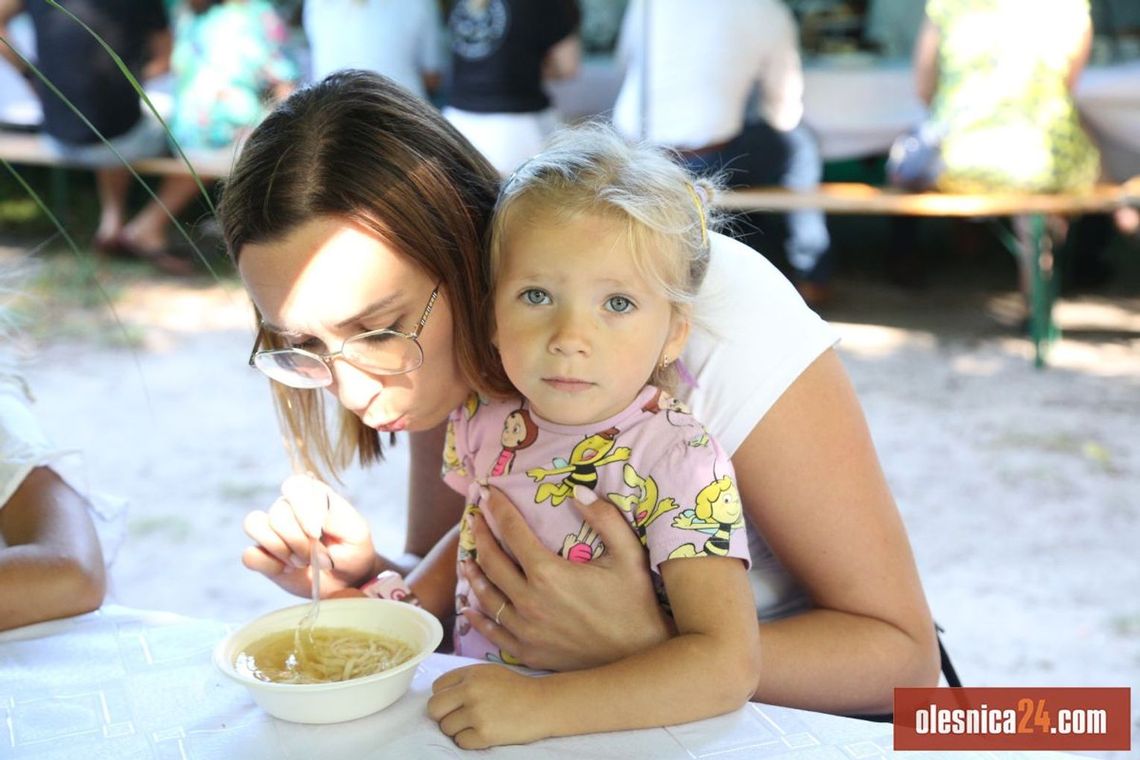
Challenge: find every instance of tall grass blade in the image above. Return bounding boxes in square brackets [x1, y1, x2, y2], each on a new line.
[1, 157, 155, 413]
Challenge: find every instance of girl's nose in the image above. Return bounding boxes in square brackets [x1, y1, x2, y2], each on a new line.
[548, 310, 591, 356]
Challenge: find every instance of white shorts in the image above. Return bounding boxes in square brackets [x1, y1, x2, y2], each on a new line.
[42, 112, 168, 169]
[443, 106, 560, 177]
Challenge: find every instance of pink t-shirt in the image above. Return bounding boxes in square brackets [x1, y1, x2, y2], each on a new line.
[442, 385, 751, 663]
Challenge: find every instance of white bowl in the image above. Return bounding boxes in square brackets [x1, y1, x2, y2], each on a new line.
[213, 598, 443, 724]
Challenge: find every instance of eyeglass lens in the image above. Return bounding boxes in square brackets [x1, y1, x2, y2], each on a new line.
[252, 332, 425, 388]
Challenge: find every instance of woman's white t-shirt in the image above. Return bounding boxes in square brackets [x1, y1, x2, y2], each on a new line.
[679, 232, 839, 618]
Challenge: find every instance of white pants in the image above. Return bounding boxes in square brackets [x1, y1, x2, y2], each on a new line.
[443, 107, 560, 177]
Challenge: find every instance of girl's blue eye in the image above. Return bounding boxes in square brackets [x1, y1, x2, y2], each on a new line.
[605, 295, 635, 313]
[522, 288, 551, 305]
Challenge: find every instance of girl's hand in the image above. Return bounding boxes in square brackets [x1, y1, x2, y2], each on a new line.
[458, 486, 674, 671]
[428, 664, 550, 749]
[240, 474, 377, 597]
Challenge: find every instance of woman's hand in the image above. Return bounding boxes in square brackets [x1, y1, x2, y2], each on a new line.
[241, 474, 377, 598]
[458, 486, 674, 671]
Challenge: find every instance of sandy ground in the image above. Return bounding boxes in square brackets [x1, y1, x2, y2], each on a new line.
[6, 241, 1139, 757]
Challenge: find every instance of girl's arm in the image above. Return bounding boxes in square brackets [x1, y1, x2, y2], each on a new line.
[459, 350, 940, 714]
[428, 556, 760, 749]
[0, 467, 106, 631]
[1065, 16, 1093, 93]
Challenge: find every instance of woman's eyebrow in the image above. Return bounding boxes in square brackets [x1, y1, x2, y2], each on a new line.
[260, 293, 403, 335]
[335, 292, 401, 329]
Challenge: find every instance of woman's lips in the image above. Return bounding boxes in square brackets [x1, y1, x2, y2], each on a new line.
[371, 415, 407, 433]
[543, 378, 593, 393]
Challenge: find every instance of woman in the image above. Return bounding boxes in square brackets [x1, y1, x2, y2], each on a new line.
[220, 71, 939, 716]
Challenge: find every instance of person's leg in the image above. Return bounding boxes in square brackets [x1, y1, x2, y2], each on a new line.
[781, 124, 832, 301]
[93, 167, 131, 248]
[709, 121, 791, 266]
[120, 175, 204, 252]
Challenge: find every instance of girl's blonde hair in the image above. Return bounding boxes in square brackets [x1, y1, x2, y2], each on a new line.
[488, 122, 722, 390]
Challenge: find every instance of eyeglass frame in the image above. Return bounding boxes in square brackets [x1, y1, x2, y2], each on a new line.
[246, 284, 441, 387]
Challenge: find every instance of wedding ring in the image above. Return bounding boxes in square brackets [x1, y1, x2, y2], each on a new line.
[493, 601, 508, 626]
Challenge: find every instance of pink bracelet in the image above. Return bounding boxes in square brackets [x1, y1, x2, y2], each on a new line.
[359, 570, 420, 606]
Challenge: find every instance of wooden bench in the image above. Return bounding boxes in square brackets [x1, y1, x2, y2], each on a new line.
[0, 130, 231, 178]
[718, 181, 1140, 368]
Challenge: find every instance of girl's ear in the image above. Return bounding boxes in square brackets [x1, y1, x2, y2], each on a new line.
[661, 307, 691, 365]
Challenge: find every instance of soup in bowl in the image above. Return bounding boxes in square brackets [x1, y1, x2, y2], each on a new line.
[214, 598, 443, 724]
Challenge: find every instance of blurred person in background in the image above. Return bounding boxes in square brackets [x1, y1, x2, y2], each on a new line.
[612, 0, 833, 307]
[443, 0, 581, 176]
[0, 0, 173, 270]
[112, 0, 300, 272]
[888, 0, 1109, 289]
[910, 0, 1101, 194]
[302, 0, 444, 100]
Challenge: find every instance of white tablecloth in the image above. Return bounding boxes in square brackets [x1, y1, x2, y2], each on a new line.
[0, 606, 1084, 759]
[0, 606, 876, 759]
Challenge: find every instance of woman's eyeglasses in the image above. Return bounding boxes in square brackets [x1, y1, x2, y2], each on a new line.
[247, 286, 440, 389]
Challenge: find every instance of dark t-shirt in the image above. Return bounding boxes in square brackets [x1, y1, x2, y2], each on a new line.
[447, 0, 579, 113]
[27, 0, 168, 144]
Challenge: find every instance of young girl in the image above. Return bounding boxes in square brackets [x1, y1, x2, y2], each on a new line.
[422, 125, 761, 748]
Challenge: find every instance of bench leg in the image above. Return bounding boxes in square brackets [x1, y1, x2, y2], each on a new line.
[1002, 215, 1058, 368]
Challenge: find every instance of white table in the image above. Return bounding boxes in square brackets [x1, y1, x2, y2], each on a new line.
[547, 56, 1140, 176]
[800, 57, 1140, 177]
[0, 606, 1083, 759]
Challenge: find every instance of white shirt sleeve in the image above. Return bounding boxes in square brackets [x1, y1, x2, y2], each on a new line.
[0, 375, 126, 565]
[679, 232, 839, 457]
[756, 0, 805, 132]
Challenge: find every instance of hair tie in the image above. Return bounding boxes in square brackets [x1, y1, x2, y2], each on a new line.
[684, 183, 709, 249]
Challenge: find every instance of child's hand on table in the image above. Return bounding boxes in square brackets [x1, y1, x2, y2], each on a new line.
[428, 663, 552, 749]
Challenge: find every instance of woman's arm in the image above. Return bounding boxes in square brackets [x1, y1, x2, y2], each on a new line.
[913, 17, 941, 106]
[542, 34, 581, 82]
[734, 349, 939, 714]
[428, 556, 760, 749]
[0, 466, 106, 631]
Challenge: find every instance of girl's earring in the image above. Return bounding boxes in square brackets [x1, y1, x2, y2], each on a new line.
[660, 354, 671, 370]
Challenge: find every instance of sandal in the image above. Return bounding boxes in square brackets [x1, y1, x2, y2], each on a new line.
[111, 235, 197, 277]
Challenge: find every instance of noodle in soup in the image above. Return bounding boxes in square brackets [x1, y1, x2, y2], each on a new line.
[236, 626, 414, 684]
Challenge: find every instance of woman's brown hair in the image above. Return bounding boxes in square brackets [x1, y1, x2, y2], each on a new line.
[219, 70, 511, 477]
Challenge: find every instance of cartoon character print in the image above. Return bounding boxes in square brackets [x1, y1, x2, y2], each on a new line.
[606, 463, 678, 546]
[454, 591, 472, 637]
[526, 427, 631, 506]
[458, 502, 482, 562]
[668, 475, 744, 559]
[441, 417, 467, 479]
[559, 521, 605, 563]
[490, 407, 539, 476]
[642, 389, 709, 448]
